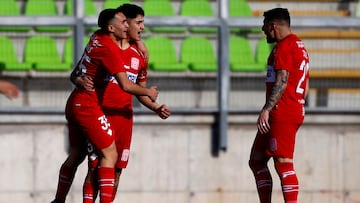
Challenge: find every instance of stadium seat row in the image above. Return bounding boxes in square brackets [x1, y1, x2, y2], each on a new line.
[0, 0, 260, 34]
[146, 36, 271, 72]
[0, 35, 272, 72]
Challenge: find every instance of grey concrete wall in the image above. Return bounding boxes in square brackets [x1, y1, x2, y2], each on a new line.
[0, 114, 359, 203]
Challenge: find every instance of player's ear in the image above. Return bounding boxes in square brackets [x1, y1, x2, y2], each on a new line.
[107, 24, 114, 33]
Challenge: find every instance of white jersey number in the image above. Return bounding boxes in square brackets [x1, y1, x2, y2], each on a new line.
[296, 60, 309, 94]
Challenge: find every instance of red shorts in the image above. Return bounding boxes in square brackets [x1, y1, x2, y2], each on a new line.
[65, 90, 115, 151]
[104, 110, 133, 169]
[251, 122, 301, 159]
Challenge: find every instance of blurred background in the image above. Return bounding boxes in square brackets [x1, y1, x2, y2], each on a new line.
[0, 0, 359, 203]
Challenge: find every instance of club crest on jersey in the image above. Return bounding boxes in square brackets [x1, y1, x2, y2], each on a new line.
[131, 57, 139, 70]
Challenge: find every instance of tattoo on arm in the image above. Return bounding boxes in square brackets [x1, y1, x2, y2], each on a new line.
[263, 69, 289, 110]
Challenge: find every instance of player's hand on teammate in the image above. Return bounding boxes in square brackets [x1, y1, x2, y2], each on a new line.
[155, 104, 171, 120]
[77, 76, 94, 91]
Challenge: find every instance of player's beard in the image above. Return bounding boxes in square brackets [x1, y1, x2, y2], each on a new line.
[266, 35, 276, 44]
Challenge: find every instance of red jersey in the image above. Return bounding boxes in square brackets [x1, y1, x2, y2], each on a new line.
[101, 44, 147, 111]
[265, 34, 310, 123]
[71, 30, 126, 105]
[77, 30, 125, 88]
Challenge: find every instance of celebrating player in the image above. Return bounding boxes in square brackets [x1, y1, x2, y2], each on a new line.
[81, 4, 171, 202]
[51, 8, 158, 203]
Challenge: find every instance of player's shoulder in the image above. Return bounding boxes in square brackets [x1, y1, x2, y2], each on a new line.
[128, 44, 142, 56]
[278, 34, 304, 49]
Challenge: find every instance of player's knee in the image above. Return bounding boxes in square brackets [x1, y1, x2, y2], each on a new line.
[249, 159, 266, 172]
[102, 143, 118, 160]
[274, 159, 296, 179]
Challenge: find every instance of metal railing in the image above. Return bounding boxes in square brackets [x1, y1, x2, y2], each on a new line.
[0, 0, 360, 152]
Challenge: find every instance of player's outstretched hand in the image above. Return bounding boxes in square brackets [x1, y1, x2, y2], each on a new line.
[155, 104, 171, 120]
[0, 81, 19, 100]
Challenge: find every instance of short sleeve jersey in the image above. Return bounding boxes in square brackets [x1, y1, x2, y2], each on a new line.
[101, 44, 147, 111]
[76, 30, 126, 89]
[265, 34, 310, 123]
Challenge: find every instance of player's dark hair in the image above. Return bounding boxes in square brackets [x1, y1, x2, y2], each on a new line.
[117, 3, 145, 19]
[97, 8, 118, 30]
[263, 8, 290, 26]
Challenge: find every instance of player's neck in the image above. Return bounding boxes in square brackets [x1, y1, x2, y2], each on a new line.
[119, 39, 130, 50]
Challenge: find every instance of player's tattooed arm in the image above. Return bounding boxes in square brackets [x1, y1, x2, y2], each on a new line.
[263, 69, 289, 111]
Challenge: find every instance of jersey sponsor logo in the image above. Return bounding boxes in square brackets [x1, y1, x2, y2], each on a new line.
[127, 72, 138, 83]
[131, 57, 140, 70]
[265, 65, 276, 82]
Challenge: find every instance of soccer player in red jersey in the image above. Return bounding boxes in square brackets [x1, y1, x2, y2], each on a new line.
[52, 8, 158, 203]
[249, 8, 310, 203]
[81, 4, 171, 202]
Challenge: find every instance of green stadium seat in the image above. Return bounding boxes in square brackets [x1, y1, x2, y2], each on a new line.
[143, 0, 186, 33]
[64, 0, 97, 16]
[103, 0, 132, 9]
[180, 0, 216, 33]
[230, 36, 264, 72]
[255, 37, 273, 67]
[145, 36, 188, 71]
[0, 0, 31, 32]
[229, 0, 261, 34]
[181, 36, 217, 71]
[64, 37, 90, 68]
[24, 36, 70, 71]
[0, 36, 32, 71]
[64, 0, 97, 31]
[25, 0, 70, 32]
